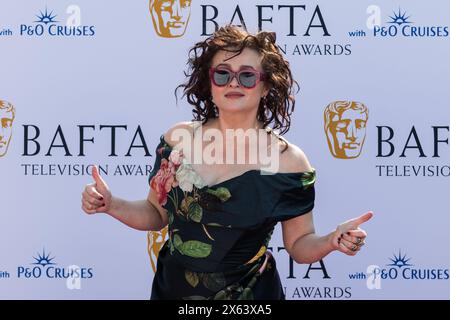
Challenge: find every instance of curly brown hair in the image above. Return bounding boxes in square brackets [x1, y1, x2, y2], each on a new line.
[175, 24, 300, 136]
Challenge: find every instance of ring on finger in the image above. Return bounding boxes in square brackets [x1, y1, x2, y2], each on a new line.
[356, 237, 363, 244]
[351, 244, 358, 251]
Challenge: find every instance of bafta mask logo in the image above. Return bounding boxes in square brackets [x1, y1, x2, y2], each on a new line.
[0, 100, 15, 157]
[149, 0, 192, 38]
[324, 101, 369, 159]
[147, 226, 168, 273]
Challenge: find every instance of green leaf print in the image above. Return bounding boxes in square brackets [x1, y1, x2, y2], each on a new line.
[188, 202, 203, 222]
[168, 211, 174, 225]
[213, 283, 241, 300]
[206, 187, 231, 202]
[182, 295, 207, 300]
[301, 170, 316, 188]
[206, 223, 232, 228]
[238, 288, 254, 300]
[172, 234, 212, 258]
[173, 234, 183, 249]
[180, 196, 195, 214]
[185, 270, 200, 288]
[179, 240, 212, 258]
[205, 223, 222, 227]
[213, 290, 230, 300]
[202, 272, 226, 292]
[169, 238, 174, 254]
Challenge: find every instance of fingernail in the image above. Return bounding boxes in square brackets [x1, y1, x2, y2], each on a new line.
[99, 197, 104, 201]
[347, 232, 351, 235]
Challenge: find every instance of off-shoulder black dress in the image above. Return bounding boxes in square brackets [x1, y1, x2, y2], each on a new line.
[148, 135, 315, 300]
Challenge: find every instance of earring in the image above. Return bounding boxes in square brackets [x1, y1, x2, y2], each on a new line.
[262, 97, 271, 118]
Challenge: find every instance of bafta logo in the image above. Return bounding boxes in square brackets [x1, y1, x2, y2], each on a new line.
[324, 101, 368, 159]
[147, 226, 168, 273]
[0, 100, 15, 157]
[149, 0, 192, 38]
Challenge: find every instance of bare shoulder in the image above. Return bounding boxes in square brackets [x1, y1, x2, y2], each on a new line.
[163, 121, 198, 147]
[276, 136, 313, 173]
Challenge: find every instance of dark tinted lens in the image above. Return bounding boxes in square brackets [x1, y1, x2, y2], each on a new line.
[213, 69, 231, 86]
[239, 71, 257, 88]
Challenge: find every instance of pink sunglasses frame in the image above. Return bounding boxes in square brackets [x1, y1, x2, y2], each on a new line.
[209, 67, 266, 89]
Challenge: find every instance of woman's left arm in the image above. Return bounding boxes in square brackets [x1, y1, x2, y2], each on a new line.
[282, 210, 373, 264]
[280, 142, 373, 264]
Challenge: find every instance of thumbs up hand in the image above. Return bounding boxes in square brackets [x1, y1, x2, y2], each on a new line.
[330, 211, 373, 256]
[81, 165, 112, 214]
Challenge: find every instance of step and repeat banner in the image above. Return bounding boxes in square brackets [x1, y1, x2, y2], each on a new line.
[1, 0, 449, 299]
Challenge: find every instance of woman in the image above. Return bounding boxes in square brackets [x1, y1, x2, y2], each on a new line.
[81, 25, 373, 300]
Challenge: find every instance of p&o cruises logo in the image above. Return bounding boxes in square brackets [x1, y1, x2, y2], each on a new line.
[348, 249, 449, 290]
[374, 8, 448, 38]
[348, 6, 448, 39]
[20, 6, 96, 37]
[17, 248, 94, 289]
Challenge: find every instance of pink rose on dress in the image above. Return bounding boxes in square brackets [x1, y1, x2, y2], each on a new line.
[150, 148, 205, 204]
[150, 158, 179, 206]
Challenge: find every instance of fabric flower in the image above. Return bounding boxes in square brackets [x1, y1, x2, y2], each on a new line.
[150, 158, 178, 206]
[169, 148, 183, 166]
[176, 158, 206, 192]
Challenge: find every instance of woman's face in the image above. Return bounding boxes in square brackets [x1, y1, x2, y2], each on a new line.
[210, 47, 269, 115]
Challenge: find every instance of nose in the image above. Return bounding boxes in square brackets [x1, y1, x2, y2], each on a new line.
[172, 1, 182, 20]
[228, 74, 240, 87]
[346, 122, 356, 140]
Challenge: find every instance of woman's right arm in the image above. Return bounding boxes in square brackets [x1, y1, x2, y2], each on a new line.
[81, 165, 168, 231]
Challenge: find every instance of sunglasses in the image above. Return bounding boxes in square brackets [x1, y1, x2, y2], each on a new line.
[209, 67, 266, 89]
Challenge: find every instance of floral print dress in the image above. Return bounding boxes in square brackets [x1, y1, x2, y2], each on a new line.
[148, 134, 316, 300]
